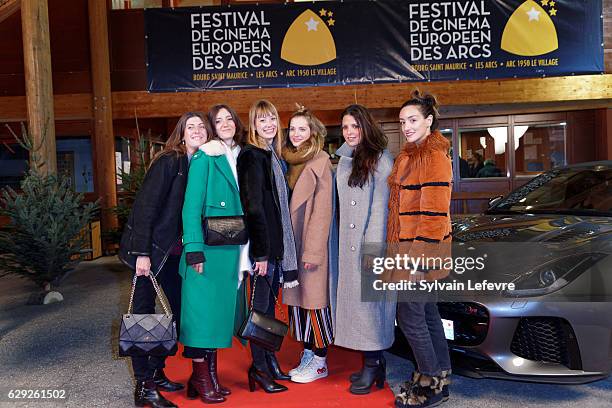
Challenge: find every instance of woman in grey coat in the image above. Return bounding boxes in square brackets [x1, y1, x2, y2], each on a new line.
[329, 104, 396, 395]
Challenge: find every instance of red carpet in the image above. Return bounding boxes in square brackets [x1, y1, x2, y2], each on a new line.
[164, 338, 396, 407]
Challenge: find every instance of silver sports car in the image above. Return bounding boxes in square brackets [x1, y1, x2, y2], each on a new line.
[393, 161, 612, 384]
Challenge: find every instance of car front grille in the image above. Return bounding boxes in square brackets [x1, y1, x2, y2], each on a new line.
[510, 317, 582, 370]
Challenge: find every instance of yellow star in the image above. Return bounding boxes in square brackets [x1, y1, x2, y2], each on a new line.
[327, 11, 333, 17]
[327, 18, 335, 27]
[549, 7, 557, 16]
[541, 0, 548, 6]
[549, 1, 556, 7]
[319, 8, 327, 17]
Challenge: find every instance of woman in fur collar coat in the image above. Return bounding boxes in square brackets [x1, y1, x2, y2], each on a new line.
[180, 105, 250, 404]
[388, 91, 452, 408]
[281, 106, 333, 384]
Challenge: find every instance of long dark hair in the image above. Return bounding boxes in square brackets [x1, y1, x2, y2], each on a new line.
[152, 111, 210, 165]
[207, 104, 246, 147]
[341, 104, 387, 188]
[400, 89, 440, 131]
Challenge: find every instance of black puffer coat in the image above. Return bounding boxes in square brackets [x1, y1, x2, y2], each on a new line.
[119, 153, 188, 275]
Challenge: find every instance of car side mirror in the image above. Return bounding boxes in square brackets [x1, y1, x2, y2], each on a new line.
[488, 195, 503, 208]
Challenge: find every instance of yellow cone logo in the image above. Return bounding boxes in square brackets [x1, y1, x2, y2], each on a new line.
[501, 0, 558, 56]
[281, 9, 336, 66]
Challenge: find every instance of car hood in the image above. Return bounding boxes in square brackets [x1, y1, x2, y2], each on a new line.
[453, 213, 612, 244]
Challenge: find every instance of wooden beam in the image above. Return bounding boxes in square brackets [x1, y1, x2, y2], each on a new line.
[88, 0, 118, 232]
[0, 94, 92, 122]
[21, 0, 56, 174]
[0, 0, 20, 24]
[1, 75, 610, 124]
[111, 74, 612, 119]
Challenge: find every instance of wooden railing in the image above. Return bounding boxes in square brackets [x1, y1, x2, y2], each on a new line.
[451, 191, 507, 214]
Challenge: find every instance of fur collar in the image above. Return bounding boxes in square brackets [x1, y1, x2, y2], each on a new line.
[389, 131, 450, 186]
[199, 139, 226, 156]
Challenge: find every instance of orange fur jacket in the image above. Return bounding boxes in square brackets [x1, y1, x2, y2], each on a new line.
[387, 131, 452, 281]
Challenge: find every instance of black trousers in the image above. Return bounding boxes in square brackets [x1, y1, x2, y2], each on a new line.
[130, 255, 182, 381]
[249, 260, 281, 373]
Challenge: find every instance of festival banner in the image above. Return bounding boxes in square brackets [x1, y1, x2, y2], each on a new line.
[145, 0, 604, 92]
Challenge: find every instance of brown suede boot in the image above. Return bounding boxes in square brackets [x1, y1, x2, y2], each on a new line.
[186, 360, 226, 404]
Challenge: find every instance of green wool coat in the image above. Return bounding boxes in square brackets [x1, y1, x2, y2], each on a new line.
[179, 148, 244, 349]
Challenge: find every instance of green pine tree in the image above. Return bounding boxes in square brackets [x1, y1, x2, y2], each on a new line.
[0, 123, 99, 288]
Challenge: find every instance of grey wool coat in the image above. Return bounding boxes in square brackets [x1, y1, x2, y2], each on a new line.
[283, 151, 333, 310]
[328, 143, 397, 351]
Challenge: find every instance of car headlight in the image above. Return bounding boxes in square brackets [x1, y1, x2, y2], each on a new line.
[504, 252, 607, 297]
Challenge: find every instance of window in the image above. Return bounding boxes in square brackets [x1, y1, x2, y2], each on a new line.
[439, 127, 453, 155]
[459, 128, 507, 179]
[0, 142, 28, 190]
[514, 123, 566, 176]
[116, 137, 131, 190]
[56, 138, 94, 193]
[111, 0, 163, 9]
[323, 125, 342, 165]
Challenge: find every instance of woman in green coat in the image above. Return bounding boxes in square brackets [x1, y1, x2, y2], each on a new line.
[180, 105, 249, 404]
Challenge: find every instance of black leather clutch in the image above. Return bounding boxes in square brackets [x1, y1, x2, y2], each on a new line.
[203, 215, 248, 246]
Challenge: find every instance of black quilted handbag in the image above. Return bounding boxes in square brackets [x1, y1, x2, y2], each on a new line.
[118, 274, 178, 357]
[203, 215, 248, 246]
[238, 275, 288, 352]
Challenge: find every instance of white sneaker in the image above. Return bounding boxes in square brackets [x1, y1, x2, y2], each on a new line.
[291, 355, 328, 383]
[288, 349, 315, 377]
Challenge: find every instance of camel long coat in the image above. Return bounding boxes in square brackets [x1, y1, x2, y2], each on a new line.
[283, 151, 333, 310]
[328, 143, 397, 351]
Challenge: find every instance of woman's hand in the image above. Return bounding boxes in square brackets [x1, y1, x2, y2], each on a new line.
[254, 261, 268, 276]
[304, 262, 315, 270]
[192, 263, 204, 274]
[135, 256, 151, 276]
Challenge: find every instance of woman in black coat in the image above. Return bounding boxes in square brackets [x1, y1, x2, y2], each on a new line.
[119, 111, 210, 408]
[237, 99, 299, 394]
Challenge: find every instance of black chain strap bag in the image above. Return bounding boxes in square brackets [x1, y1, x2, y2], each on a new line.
[238, 274, 288, 352]
[118, 274, 178, 357]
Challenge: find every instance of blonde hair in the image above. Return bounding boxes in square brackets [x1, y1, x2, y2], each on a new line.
[288, 103, 326, 157]
[247, 99, 284, 155]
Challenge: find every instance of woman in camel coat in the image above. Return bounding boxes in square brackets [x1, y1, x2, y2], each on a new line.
[282, 106, 333, 384]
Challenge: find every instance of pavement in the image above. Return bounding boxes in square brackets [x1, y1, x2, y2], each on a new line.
[0, 256, 611, 407]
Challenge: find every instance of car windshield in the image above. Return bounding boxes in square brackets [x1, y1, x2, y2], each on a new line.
[490, 165, 612, 216]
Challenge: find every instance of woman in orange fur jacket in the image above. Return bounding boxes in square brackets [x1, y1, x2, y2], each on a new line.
[387, 91, 452, 408]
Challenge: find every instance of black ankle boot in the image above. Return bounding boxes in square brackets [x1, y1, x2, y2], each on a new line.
[153, 369, 184, 392]
[134, 380, 177, 408]
[349, 370, 362, 382]
[349, 357, 386, 395]
[265, 352, 291, 381]
[248, 365, 288, 393]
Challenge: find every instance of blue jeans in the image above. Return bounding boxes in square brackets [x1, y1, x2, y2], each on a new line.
[397, 301, 451, 377]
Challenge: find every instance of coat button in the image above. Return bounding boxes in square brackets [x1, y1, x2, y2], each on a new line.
[220, 201, 226, 207]
[350, 246, 356, 251]
[349, 223, 355, 229]
[351, 200, 356, 206]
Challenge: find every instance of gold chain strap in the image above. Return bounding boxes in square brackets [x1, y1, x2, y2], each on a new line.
[127, 274, 172, 317]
